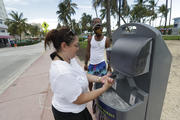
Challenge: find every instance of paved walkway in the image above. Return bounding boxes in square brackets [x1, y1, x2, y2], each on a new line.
[0, 50, 95, 120]
[0, 40, 179, 120]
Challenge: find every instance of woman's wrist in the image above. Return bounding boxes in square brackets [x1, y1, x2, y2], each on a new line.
[96, 76, 102, 82]
[101, 85, 108, 91]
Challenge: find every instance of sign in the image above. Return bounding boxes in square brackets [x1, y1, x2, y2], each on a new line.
[42, 21, 49, 34]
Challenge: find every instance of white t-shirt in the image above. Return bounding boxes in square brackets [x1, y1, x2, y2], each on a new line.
[49, 58, 88, 113]
[89, 35, 106, 64]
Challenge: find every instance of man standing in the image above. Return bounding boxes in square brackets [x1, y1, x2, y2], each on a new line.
[84, 18, 111, 84]
[84, 18, 111, 113]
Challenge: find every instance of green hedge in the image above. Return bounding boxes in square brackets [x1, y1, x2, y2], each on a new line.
[162, 35, 180, 40]
[79, 37, 87, 42]
[17, 40, 41, 46]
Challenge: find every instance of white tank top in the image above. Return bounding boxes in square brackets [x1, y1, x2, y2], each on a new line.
[89, 35, 106, 65]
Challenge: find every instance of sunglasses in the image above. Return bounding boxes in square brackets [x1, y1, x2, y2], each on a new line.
[94, 25, 102, 31]
[64, 29, 75, 37]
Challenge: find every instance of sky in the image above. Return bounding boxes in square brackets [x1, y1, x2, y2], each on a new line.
[3, 0, 180, 30]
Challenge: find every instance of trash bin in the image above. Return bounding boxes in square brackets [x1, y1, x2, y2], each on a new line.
[94, 23, 172, 120]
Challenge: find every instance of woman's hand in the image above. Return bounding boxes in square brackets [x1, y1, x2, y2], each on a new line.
[100, 74, 114, 90]
[99, 73, 111, 83]
[102, 78, 114, 90]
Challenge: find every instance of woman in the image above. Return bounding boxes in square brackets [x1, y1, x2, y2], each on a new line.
[45, 27, 114, 120]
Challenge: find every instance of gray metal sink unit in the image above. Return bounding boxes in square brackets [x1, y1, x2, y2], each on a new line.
[95, 23, 172, 120]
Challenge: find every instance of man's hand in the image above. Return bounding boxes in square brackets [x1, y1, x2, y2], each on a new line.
[107, 65, 112, 72]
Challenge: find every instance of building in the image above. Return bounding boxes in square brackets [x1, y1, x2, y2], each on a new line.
[174, 17, 180, 29]
[172, 17, 180, 35]
[0, 0, 11, 47]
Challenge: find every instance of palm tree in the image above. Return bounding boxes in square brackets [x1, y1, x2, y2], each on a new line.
[92, 0, 117, 38]
[56, 2, 69, 26]
[92, 2, 99, 17]
[130, 0, 147, 23]
[99, 5, 116, 21]
[147, 0, 158, 25]
[106, 0, 111, 38]
[28, 24, 41, 37]
[71, 19, 81, 35]
[5, 11, 27, 41]
[118, 0, 122, 27]
[56, 23, 62, 29]
[169, 0, 172, 26]
[56, 0, 77, 28]
[64, 0, 77, 28]
[121, 0, 130, 23]
[158, 4, 169, 27]
[164, 0, 168, 29]
[80, 13, 92, 33]
[130, 3, 149, 23]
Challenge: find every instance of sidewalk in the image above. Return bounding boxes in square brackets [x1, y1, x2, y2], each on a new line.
[0, 50, 95, 120]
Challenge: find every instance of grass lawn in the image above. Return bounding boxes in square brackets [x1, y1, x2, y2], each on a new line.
[162, 35, 180, 40]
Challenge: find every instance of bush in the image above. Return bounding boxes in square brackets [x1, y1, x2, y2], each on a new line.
[162, 35, 180, 40]
[79, 37, 87, 42]
[17, 39, 41, 46]
[168, 29, 172, 35]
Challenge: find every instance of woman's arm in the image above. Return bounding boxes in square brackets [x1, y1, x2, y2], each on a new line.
[73, 87, 106, 105]
[73, 77, 113, 105]
[86, 73, 112, 83]
[86, 73, 102, 83]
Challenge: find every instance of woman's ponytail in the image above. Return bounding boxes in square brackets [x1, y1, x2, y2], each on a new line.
[44, 29, 58, 50]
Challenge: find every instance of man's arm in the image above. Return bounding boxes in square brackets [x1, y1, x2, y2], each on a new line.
[105, 37, 111, 48]
[105, 37, 112, 72]
[84, 35, 91, 70]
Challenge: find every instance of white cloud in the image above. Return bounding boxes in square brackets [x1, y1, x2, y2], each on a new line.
[78, 5, 92, 10]
[4, 0, 29, 5]
[5, 7, 18, 12]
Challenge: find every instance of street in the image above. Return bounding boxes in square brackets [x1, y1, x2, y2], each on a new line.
[0, 42, 44, 94]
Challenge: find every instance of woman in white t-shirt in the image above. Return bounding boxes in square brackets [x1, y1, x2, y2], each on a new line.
[44, 27, 114, 120]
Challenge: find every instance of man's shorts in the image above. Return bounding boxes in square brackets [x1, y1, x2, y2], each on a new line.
[88, 61, 107, 76]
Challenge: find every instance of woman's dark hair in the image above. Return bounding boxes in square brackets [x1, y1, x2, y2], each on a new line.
[44, 27, 76, 51]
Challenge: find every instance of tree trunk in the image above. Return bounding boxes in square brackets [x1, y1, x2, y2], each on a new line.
[20, 34, 21, 42]
[95, 6, 98, 18]
[169, 0, 172, 26]
[149, 19, 152, 26]
[164, 0, 168, 29]
[118, 0, 122, 27]
[106, 0, 111, 38]
[160, 16, 162, 27]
